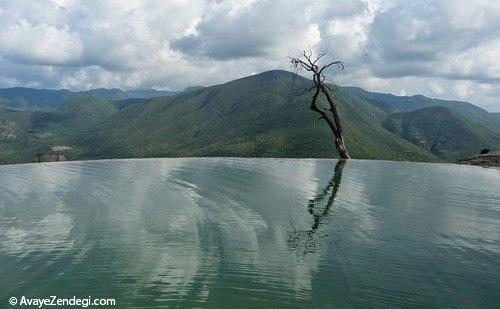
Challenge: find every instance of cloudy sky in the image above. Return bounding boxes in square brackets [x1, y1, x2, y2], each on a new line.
[0, 0, 499, 111]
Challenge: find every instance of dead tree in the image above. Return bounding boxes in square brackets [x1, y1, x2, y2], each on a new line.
[290, 50, 350, 159]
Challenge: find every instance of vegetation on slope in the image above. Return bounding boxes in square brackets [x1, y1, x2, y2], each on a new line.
[384, 106, 500, 161]
[0, 107, 46, 163]
[0, 87, 177, 111]
[76, 70, 439, 162]
[1, 71, 497, 165]
[345, 86, 500, 133]
[0, 97, 119, 163]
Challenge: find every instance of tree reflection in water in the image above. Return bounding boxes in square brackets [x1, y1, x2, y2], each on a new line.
[288, 160, 346, 255]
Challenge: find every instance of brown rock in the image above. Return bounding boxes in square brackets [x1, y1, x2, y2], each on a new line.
[460, 152, 500, 167]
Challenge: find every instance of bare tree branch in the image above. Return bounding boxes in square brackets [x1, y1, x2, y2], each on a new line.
[289, 50, 350, 159]
[319, 61, 345, 74]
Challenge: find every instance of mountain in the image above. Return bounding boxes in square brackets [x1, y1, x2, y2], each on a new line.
[345, 86, 500, 133]
[1, 70, 498, 165]
[51, 96, 119, 131]
[0, 87, 74, 110]
[0, 87, 178, 111]
[79, 88, 128, 101]
[0, 96, 120, 164]
[75, 70, 438, 162]
[384, 106, 500, 161]
[124, 89, 179, 98]
[0, 107, 40, 164]
[183, 86, 206, 93]
[0, 107, 29, 140]
[112, 98, 148, 110]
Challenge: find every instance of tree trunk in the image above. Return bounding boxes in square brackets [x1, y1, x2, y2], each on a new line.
[319, 84, 350, 159]
[291, 52, 350, 159]
[319, 113, 350, 159]
[334, 134, 350, 159]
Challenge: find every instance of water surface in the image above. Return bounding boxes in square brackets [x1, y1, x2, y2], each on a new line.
[0, 158, 499, 308]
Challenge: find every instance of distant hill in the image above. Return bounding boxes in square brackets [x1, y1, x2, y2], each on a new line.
[0, 107, 29, 140]
[0, 96, 120, 163]
[29, 96, 119, 132]
[0, 87, 178, 111]
[0, 87, 74, 110]
[124, 89, 179, 98]
[345, 87, 500, 133]
[1, 70, 498, 164]
[112, 98, 148, 110]
[54, 96, 119, 131]
[78, 88, 128, 101]
[384, 106, 500, 161]
[183, 86, 205, 93]
[0, 107, 41, 164]
[76, 70, 438, 162]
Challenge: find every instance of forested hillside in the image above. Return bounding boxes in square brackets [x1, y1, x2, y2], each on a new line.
[1, 71, 498, 164]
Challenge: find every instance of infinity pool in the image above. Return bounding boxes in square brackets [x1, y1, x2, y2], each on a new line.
[1, 158, 499, 307]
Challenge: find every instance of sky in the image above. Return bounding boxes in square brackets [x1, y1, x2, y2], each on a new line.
[0, 0, 499, 112]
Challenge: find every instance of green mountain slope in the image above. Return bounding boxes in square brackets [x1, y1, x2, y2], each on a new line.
[3, 70, 496, 165]
[75, 70, 439, 162]
[384, 106, 500, 161]
[0, 108, 29, 139]
[112, 98, 148, 110]
[55, 96, 119, 131]
[0, 97, 119, 164]
[124, 89, 178, 98]
[345, 86, 500, 133]
[0, 87, 178, 111]
[0, 87, 74, 110]
[29, 96, 119, 134]
[0, 107, 44, 164]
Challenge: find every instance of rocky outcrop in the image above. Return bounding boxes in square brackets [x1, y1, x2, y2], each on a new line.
[37, 153, 66, 163]
[36, 146, 72, 163]
[460, 151, 500, 167]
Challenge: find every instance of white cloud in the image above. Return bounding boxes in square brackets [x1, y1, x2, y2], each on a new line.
[429, 82, 445, 96]
[453, 81, 474, 99]
[0, 0, 498, 111]
[1, 19, 82, 65]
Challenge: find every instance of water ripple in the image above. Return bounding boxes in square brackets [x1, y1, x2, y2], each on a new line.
[0, 158, 499, 307]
